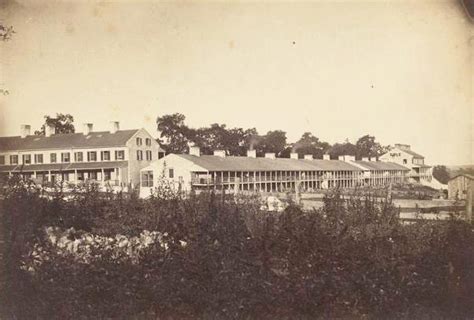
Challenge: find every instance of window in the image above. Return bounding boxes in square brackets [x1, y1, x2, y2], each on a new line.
[34, 154, 43, 164]
[141, 171, 154, 187]
[158, 151, 165, 159]
[168, 168, 174, 178]
[101, 151, 110, 161]
[10, 155, 18, 165]
[137, 150, 143, 161]
[61, 152, 70, 163]
[74, 152, 83, 162]
[0, 155, 4, 165]
[146, 150, 152, 161]
[136, 137, 142, 146]
[22, 154, 31, 164]
[115, 150, 125, 160]
[403, 159, 407, 164]
[88, 171, 97, 180]
[87, 151, 97, 162]
[50, 153, 57, 163]
[145, 138, 151, 146]
[104, 170, 111, 181]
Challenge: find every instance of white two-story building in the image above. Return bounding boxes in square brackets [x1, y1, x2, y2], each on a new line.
[0, 122, 165, 189]
[380, 143, 432, 184]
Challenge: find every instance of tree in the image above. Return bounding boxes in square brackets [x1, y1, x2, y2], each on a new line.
[328, 140, 357, 159]
[355, 134, 388, 159]
[0, 22, 15, 41]
[256, 130, 288, 156]
[34, 114, 75, 135]
[1, 22, 15, 95]
[156, 113, 192, 153]
[433, 165, 451, 184]
[292, 132, 331, 159]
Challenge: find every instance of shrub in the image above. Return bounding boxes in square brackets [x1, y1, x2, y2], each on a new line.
[0, 180, 473, 319]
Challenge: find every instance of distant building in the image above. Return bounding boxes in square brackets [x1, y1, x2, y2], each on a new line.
[0, 122, 165, 189]
[380, 143, 432, 184]
[139, 147, 409, 198]
[448, 174, 474, 200]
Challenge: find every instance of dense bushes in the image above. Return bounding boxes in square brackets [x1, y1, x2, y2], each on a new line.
[1, 179, 473, 319]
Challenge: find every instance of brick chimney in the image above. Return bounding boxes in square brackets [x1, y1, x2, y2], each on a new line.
[20, 124, 31, 138]
[110, 121, 119, 134]
[304, 154, 313, 160]
[290, 153, 298, 159]
[189, 146, 200, 157]
[45, 123, 55, 137]
[265, 153, 276, 159]
[247, 150, 256, 158]
[83, 123, 93, 135]
[213, 150, 226, 158]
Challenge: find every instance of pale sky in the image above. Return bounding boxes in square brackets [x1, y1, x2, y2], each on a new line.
[0, 0, 473, 165]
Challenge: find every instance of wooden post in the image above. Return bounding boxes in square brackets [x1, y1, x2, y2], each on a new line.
[295, 180, 301, 205]
[467, 179, 473, 223]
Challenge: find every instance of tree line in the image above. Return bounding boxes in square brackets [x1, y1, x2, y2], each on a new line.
[33, 113, 390, 160]
[157, 113, 390, 159]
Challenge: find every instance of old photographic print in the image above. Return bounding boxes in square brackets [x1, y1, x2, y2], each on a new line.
[0, 0, 473, 319]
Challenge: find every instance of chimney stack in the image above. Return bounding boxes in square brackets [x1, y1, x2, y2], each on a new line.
[290, 152, 298, 159]
[247, 149, 257, 158]
[323, 154, 330, 160]
[338, 155, 345, 161]
[265, 153, 276, 159]
[45, 124, 55, 137]
[189, 145, 200, 157]
[342, 155, 355, 162]
[110, 121, 119, 134]
[20, 124, 31, 138]
[83, 123, 93, 135]
[304, 154, 313, 160]
[213, 150, 226, 158]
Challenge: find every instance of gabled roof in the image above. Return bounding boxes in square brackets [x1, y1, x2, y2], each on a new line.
[0, 130, 139, 151]
[397, 148, 424, 159]
[450, 173, 474, 181]
[354, 161, 410, 171]
[175, 154, 362, 172]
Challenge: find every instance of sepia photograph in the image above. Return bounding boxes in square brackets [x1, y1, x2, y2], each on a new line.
[0, 0, 473, 318]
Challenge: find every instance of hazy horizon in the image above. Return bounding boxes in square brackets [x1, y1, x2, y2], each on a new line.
[0, 0, 472, 166]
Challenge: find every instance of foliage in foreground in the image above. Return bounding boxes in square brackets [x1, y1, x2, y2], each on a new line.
[0, 180, 473, 319]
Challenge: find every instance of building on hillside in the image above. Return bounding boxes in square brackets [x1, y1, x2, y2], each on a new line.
[139, 147, 410, 198]
[0, 122, 165, 189]
[448, 174, 474, 200]
[379, 143, 432, 184]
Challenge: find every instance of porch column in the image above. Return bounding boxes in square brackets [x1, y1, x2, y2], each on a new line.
[101, 168, 105, 186]
[74, 169, 78, 185]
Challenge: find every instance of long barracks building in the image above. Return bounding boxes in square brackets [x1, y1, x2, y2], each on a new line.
[139, 146, 410, 197]
[0, 122, 165, 189]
